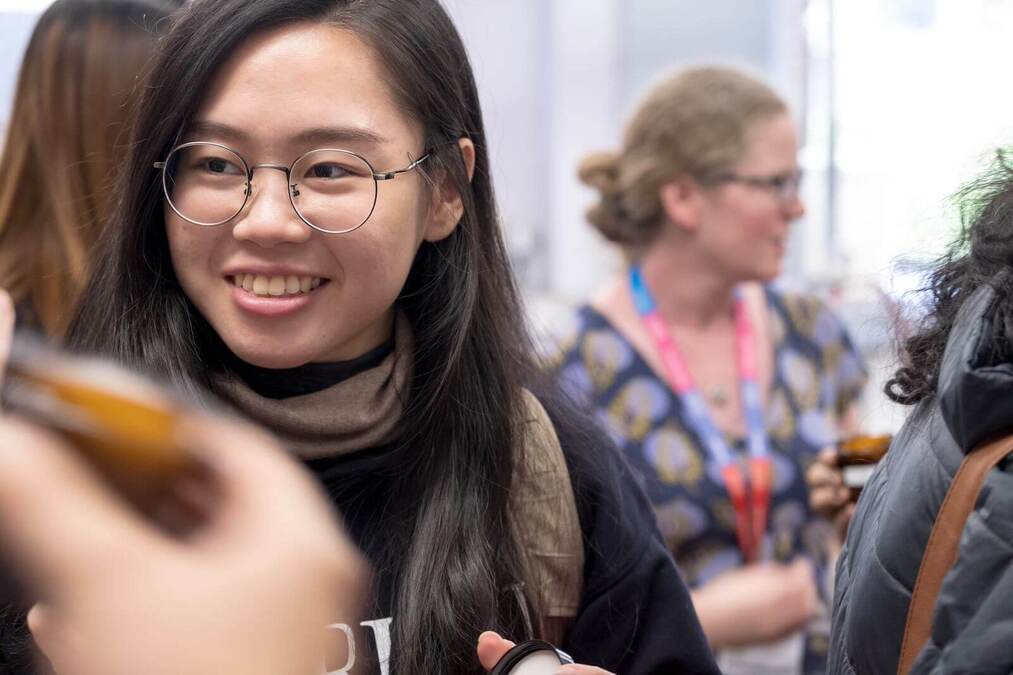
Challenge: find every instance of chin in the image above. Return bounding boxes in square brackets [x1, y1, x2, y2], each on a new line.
[736, 265, 779, 285]
[224, 339, 316, 370]
[753, 257, 784, 282]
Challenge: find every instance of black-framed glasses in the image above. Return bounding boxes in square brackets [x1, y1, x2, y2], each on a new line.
[710, 170, 803, 204]
[153, 142, 429, 234]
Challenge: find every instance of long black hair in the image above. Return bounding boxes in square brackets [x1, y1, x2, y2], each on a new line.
[65, 1, 548, 672]
[887, 149, 1013, 404]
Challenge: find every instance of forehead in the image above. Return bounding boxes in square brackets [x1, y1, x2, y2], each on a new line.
[736, 112, 798, 169]
[194, 22, 420, 148]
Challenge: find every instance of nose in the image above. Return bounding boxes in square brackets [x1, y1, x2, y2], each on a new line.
[783, 191, 805, 222]
[231, 168, 311, 247]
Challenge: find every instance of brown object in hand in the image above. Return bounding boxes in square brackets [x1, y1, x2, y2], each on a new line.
[837, 434, 892, 496]
[1, 337, 200, 506]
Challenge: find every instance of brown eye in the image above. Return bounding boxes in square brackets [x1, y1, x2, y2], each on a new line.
[309, 163, 351, 179]
[198, 155, 243, 175]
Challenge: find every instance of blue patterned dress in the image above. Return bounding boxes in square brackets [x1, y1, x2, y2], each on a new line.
[545, 288, 866, 674]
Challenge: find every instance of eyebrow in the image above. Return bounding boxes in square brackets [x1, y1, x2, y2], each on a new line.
[185, 120, 390, 147]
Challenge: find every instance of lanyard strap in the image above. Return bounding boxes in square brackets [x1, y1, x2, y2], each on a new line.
[630, 266, 772, 561]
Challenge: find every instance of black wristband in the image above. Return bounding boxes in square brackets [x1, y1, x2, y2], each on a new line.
[489, 639, 575, 675]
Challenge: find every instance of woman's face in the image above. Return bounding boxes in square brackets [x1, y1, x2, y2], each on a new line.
[695, 111, 804, 282]
[166, 23, 440, 369]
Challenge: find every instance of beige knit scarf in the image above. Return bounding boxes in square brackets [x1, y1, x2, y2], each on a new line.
[211, 312, 583, 636]
[211, 312, 413, 459]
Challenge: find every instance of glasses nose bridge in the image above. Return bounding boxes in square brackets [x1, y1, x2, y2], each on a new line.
[249, 162, 292, 182]
[247, 162, 296, 198]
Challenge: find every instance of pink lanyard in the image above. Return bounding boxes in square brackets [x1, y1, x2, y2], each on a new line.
[630, 266, 772, 562]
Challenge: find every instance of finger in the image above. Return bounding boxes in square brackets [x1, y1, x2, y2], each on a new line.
[477, 630, 515, 671]
[818, 447, 839, 467]
[807, 461, 841, 489]
[815, 482, 850, 505]
[812, 483, 851, 515]
[0, 288, 14, 392]
[810, 487, 837, 513]
[0, 418, 165, 592]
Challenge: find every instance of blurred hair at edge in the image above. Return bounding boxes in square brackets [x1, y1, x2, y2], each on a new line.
[0, 0, 185, 337]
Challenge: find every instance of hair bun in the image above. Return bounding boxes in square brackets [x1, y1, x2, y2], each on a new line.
[578, 151, 643, 245]
[577, 151, 620, 194]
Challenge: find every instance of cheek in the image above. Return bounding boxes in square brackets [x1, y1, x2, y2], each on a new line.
[351, 187, 428, 274]
[326, 203, 426, 300]
[738, 202, 784, 238]
[332, 235, 414, 290]
[165, 213, 217, 297]
[165, 217, 191, 279]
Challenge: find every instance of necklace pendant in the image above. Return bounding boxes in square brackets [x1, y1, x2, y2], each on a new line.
[709, 387, 730, 407]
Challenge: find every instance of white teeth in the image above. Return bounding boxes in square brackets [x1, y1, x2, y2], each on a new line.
[267, 277, 285, 296]
[233, 274, 322, 297]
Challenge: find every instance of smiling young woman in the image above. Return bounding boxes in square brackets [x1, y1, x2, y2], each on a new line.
[0, 2, 720, 675]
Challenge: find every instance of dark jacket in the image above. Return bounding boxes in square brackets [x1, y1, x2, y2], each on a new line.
[828, 282, 1013, 674]
[309, 406, 721, 675]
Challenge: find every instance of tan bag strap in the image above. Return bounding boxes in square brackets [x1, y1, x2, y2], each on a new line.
[897, 433, 1013, 675]
[510, 390, 584, 644]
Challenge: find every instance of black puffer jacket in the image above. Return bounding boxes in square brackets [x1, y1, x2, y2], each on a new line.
[829, 282, 1013, 674]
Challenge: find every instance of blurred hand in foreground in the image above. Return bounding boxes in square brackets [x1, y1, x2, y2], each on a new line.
[0, 412, 367, 675]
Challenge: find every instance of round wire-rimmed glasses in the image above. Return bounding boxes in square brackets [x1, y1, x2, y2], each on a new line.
[153, 141, 429, 234]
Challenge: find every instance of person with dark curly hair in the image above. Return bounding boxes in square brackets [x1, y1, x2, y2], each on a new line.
[827, 151, 1013, 674]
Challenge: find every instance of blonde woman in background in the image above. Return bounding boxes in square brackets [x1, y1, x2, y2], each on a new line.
[0, 0, 183, 336]
[547, 66, 866, 675]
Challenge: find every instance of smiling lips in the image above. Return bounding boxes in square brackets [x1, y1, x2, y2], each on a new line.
[230, 273, 324, 297]
[227, 273, 329, 318]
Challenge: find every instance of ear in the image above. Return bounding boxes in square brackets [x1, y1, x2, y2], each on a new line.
[423, 138, 476, 243]
[658, 175, 704, 233]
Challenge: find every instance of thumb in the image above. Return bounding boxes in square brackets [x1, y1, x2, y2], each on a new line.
[477, 630, 515, 671]
[0, 418, 165, 594]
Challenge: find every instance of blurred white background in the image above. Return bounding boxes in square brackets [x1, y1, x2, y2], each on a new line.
[4, 0, 1013, 433]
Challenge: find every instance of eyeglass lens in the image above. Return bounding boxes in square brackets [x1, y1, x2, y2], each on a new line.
[163, 143, 379, 233]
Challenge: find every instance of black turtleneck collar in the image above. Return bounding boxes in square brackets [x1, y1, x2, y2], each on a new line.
[222, 337, 394, 400]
